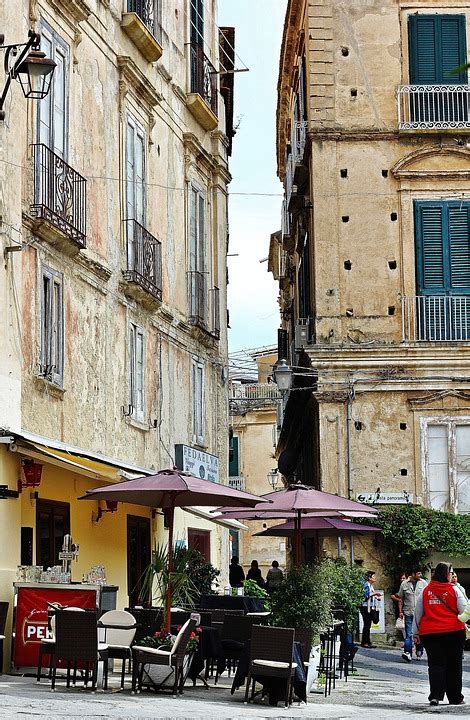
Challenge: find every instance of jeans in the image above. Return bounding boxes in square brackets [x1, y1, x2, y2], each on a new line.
[404, 614, 423, 656]
[360, 606, 373, 646]
[421, 630, 466, 703]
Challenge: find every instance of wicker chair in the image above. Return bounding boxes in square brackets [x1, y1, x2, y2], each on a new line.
[294, 628, 313, 671]
[215, 615, 256, 684]
[98, 610, 137, 688]
[211, 608, 244, 623]
[37, 606, 85, 683]
[51, 610, 108, 691]
[0, 602, 8, 674]
[132, 617, 197, 696]
[244, 625, 296, 708]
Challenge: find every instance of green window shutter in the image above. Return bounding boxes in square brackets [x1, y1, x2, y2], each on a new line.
[449, 205, 470, 290]
[408, 15, 467, 84]
[409, 16, 438, 83]
[415, 203, 446, 293]
[229, 436, 239, 477]
[440, 17, 467, 83]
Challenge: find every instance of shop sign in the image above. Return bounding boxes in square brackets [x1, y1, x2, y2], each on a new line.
[356, 490, 413, 505]
[174, 444, 219, 483]
[14, 586, 97, 669]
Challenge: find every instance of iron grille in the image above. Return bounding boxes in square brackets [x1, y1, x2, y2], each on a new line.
[127, 0, 158, 38]
[211, 286, 220, 338]
[190, 42, 218, 117]
[31, 144, 87, 247]
[188, 270, 208, 328]
[123, 219, 162, 301]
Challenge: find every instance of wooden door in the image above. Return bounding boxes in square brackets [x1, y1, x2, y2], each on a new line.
[127, 515, 151, 607]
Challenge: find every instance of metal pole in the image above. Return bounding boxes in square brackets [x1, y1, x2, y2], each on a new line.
[164, 504, 175, 633]
[346, 387, 354, 499]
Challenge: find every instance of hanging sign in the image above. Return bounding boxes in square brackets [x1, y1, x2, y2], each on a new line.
[356, 491, 413, 505]
[175, 444, 219, 483]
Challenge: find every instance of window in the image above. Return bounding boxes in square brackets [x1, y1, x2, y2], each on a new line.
[188, 185, 207, 325]
[126, 116, 146, 227]
[190, 0, 204, 47]
[229, 435, 240, 477]
[188, 528, 210, 562]
[36, 500, 70, 568]
[423, 419, 470, 514]
[38, 22, 69, 159]
[192, 357, 204, 445]
[127, 0, 162, 42]
[40, 266, 64, 386]
[298, 230, 312, 319]
[129, 322, 145, 422]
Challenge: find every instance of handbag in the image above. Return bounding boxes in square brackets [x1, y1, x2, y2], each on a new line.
[395, 616, 405, 631]
[371, 608, 380, 624]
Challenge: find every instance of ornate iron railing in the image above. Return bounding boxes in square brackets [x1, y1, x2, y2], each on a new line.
[402, 295, 470, 342]
[127, 0, 161, 41]
[229, 383, 281, 400]
[188, 270, 208, 328]
[285, 120, 308, 205]
[397, 85, 470, 130]
[211, 286, 220, 338]
[228, 476, 245, 491]
[31, 143, 86, 247]
[123, 219, 162, 301]
[190, 42, 218, 117]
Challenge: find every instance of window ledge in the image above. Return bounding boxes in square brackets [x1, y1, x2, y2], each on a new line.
[125, 415, 150, 433]
[33, 375, 66, 399]
[121, 12, 163, 63]
[186, 93, 218, 131]
[31, 216, 86, 256]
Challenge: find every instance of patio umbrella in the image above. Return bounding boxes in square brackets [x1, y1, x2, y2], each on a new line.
[215, 483, 377, 565]
[78, 469, 267, 631]
[253, 516, 381, 537]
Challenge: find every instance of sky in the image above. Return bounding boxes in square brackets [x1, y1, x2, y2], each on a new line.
[218, 1, 287, 354]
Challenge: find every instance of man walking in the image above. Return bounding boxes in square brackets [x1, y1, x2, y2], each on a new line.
[397, 568, 428, 662]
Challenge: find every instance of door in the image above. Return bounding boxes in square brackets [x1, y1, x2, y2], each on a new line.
[36, 500, 70, 569]
[126, 118, 146, 273]
[38, 23, 68, 159]
[127, 515, 151, 607]
[188, 528, 210, 563]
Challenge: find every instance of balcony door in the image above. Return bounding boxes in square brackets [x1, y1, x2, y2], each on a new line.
[126, 117, 146, 273]
[38, 22, 68, 160]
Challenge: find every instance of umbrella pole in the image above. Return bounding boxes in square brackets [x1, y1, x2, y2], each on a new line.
[295, 510, 301, 565]
[165, 504, 175, 633]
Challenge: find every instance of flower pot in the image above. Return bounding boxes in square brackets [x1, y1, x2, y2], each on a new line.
[140, 653, 192, 690]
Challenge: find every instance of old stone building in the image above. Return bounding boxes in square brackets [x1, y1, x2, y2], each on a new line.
[0, 0, 236, 667]
[271, 0, 470, 585]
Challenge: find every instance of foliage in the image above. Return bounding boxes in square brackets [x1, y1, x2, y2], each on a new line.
[138, 543, 198, 614]
[139, 626, 201, 653]
[362, 505, 470, 583]
[243, 579, 268, 598]
[187, 550, 220, 597]
[270, 564, 332, 637]
[322, 558, 365, 633]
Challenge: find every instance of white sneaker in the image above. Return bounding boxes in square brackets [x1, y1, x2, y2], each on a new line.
[402, 652, 412, 663]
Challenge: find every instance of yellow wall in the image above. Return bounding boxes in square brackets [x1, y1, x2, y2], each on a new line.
[0, 448, 21, 671]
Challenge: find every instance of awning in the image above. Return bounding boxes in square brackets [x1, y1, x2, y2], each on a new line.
[183, 506, 248, 531]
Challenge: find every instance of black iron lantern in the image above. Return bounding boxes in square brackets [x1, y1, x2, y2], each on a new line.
[15, 48, 56, 100]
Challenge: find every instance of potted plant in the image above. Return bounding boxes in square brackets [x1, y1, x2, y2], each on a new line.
[138, 543, 198, 616]
[138, 626, 201, 688]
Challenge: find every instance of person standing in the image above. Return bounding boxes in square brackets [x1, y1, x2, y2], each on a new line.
[266, 560, 283, 593]
[229, 556, 245, 588]
[360, 571, 381, 648]
[246, 559, 265, 588]
[413, 561, 466, 707]
[451, 571, 468, 601]
[397, 567, 427, 662]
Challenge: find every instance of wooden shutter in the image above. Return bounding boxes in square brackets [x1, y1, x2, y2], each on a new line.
[409, 16, 438, 83]
[440, 16, 467, 83]
[409, 15, 467, 84]
[449, 205, 470, 290]
[229, 436, 239, 477]
[415, 202, 446, 293]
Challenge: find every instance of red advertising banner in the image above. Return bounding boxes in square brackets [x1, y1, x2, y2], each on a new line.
[14, 586, 97, 669]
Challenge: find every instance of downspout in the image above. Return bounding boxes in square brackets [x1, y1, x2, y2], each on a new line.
[346, 385, 355, 566]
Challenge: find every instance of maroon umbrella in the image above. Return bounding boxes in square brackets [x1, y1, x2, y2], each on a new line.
[216, 484, 377, 565]
[79, 469, 267, 631]
[253, 516, 381, 537]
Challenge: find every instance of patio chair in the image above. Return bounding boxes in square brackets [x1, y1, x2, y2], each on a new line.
[215, 615, 256, 684]
[51, 610, 108, 691]
[98, 610, 137, 689]
[0, 602, 8, 674]
[132, 617, 197, 696]
[294, 628, 313, 671]
[125, 608, 163, 645]
[211, 608, 244, 623]
[37, 606, 85, 683]
[244, 625, 296, 708]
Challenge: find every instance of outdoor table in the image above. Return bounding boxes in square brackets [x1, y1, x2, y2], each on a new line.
[231, 639, 307, 705]
[199, 595, 267, 614]
[181, 625, 224, 685]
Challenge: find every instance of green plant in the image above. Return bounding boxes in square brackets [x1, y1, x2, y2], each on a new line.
[243, 579, 271, 609]
[270, 564, 332, 637]
[139, 627, 201, 653]
[138, 542, 198, 614]
[322, 558, 364, 633]
[187, 550, 220, 597]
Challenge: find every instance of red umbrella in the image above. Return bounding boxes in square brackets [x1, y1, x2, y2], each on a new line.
[216, 484, 377, 565]
[78, 469, 267, 631]
[253, 516, 381, 536]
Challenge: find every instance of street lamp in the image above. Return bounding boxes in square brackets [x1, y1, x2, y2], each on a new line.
[267, 468, 280, 491]
[0, 30, 56, 121]
[273, 358, 293, 393]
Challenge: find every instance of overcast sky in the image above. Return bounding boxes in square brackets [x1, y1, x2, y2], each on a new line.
[218, 0, 287, 353]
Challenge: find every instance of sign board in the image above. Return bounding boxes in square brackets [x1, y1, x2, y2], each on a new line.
[356, 491, 413, 505]
[174, 444, 219, 483]
[358, 590, 385, 635]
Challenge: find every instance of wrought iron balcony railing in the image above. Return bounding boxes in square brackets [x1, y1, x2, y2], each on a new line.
[31, 143, 87, 247]
[127, 0, 161, 42]
[285, 120, 308, 206]
[188, 270, 208, 328]
[228, 476, 245, 491]
[211, 285, 220, 338]
[229, 382, 281, 400]
[397, 84, 470, 130]
[402, 295, 470, 342]
[190, 42, 218, 117]
[123, 219, 162, 301]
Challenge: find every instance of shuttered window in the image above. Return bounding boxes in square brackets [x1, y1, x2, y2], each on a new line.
[192, 358, 204, 445]
[408, 14, 467, 84]
[129, 322, 145, 422]
[415, 201, 470, 295]
[229, 436, 239, 477]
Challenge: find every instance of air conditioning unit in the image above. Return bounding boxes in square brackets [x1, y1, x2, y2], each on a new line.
[294, 318, 313, 350]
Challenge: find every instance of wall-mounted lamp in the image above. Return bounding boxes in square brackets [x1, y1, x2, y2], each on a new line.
[18, 459, 43, 492]
[0, 30, 56, 121]
[267, 468, 280, 491]
[93, 499, 118, 523]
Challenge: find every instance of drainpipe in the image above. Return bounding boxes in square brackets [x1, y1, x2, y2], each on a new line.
[346, 385, 355, 500]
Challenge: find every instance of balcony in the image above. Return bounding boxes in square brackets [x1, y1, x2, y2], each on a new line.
[188, 270, 208, 329]
[285, 120, 308, 210]
[397, 85, 470, 131]
[187, 42, 218, 131]
[228, 476, 245, 491]
[402, 295, 470, 342]
[31, 143, 86, 251]
[229, 383, 281, 401]
[123, 219, 162, 303]
[210, 286, 220, 339]
[121, 0, 163, 62]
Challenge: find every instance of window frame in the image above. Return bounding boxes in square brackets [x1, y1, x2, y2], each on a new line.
[191, 356, 205, 445]
[129, 321, 145, 423]
[408, 13, 467, 85]
[40, 265, 64, 387]
[37, 20, 69, 160]
[125, 113, 147, 228]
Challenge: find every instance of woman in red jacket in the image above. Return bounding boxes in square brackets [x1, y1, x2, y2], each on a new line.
[413, 562, 467, 707]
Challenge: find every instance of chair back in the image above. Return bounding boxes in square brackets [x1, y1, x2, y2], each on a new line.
[221, 614, 256, 643]
[171, 617, 197, 662]
[212, 608, 244, 623]
[198, 611, 212, 627]
[294, 628, 313, 664]
[49, 606, 85, 640]
[98, 610, 136, 647]
[0, 602, 8, 635]
[125, 608, 163, 644]
[54, 610, 98, 662]
[250, 625, 294, 665]
[171, 610, 190, 626]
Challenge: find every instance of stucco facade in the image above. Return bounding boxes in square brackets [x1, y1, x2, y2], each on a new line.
[272, 0, 470, 594]
[0, 0, 234, 669]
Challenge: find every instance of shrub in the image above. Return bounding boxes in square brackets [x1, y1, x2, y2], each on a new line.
[322, 558, 364, 633]
[270, 564, 332, 637]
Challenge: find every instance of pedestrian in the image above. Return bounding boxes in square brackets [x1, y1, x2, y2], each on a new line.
[413, 561, 467, 707]
[229, 556, 245, 588]
[451, 571, 468, 601]
[391, 572, 407, 642]
[360, 570, 381, 648]
[266, 560, 283, 593]
[246, 559, 265, 587]
[397, 567, 427, 662]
